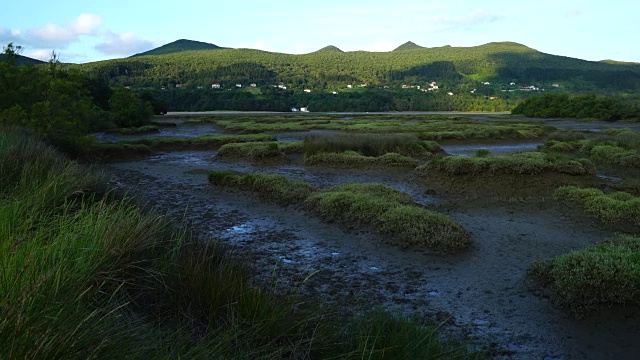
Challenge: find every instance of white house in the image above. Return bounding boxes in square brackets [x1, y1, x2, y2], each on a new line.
[304, 89, 312, 93]
[212, 83, 221, 89]
[250, 83, 257, 87]
[236, 84, 242, 88]
[447, 92, 454, 96]
[278, 84, 287, 90]
[482, 82, 491, 85]
[332, 91, 338, 95]
[300, 107, 309, 112]
[347, 84, 353, 89]
[291, 107, 299, 112]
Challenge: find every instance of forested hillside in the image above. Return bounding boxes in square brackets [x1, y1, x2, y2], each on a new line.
[68, 39, 640, 112]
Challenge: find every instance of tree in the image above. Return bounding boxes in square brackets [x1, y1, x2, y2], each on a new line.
[108, 88, 153, 127]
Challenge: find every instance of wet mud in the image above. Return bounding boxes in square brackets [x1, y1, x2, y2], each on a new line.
[98, 118, 640, 359]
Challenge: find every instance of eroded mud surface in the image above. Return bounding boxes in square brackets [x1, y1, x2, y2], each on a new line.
[103, 149, 640, 360]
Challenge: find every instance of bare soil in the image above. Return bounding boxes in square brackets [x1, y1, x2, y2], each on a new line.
[103, 149, 640, 360]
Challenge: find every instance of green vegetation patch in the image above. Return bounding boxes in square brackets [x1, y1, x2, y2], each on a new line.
[305, 151, 419, 169]
[119, 133, 276, 151]
[529, 236, 640, 316]
[422, 151, 596, 175]
[304, 133, 441, 159]
[208, 171, 315, 206]
[105, 125, 159, 135]
[304, 183, 470, 251]
[216, 140, 303, 162]
[554, 186, 640, 226]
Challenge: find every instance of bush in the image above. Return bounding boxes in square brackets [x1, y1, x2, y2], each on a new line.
[304, 183, 470, 251]
[304, 133, 441, 159]
[422, 151, 596, 175]
[208, 171, 315, 205]
[554, 186, 640, 225]
[529, 236, 640, 316]
[305, 151, 419, 169]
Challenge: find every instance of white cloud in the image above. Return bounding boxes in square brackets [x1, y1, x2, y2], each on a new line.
[95, 32, 155, 56]
[25, 49, 53, 61]
[25, 14, 103, 47]
[235, 40, 274, 52]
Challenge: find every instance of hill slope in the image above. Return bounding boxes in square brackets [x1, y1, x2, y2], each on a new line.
[393, 41, 424, 51]
[81, 39, 640, 93]
[0, 54, 46, 65]
[130, 39, 226, 57]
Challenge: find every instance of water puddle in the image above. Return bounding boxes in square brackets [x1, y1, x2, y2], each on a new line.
[440, 142, 542, 156]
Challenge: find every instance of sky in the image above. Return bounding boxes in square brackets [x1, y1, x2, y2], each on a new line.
[1, 0, 638, 64]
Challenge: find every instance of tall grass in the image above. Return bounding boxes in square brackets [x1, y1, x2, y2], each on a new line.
[305, 151, 420, 169]
[215, 141, 304, 162]
[1, 127, 481, 358]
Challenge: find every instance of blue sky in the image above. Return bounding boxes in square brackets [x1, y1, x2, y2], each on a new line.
[1, 0, 638, 63]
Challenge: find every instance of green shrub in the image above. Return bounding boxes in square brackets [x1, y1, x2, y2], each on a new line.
[216, 141, 286, 162]
[121, 133, 276, 151]
[208, 171, 315, 205]
[422, 151, 596, 175]
[554, 186, 640, 225]
[304, 183, 470, 251]
[305, 151, 419, 169]
[529, 236, 640, 316]
[379, 206, 471, 251]
[304, 133, 441, 159]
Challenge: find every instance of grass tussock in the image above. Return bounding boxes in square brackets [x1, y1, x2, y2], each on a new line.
[304, 183, 471, 251]
[422, 151, 596, 176]
[305, 151, 419, 169]
[554, 186, 640, 226]
[216, 141, 303, 162]
[539, 131, 640, 168]
[529, 236, 640, 317]
[120, 133, 277, 151]
[1, 127, 480, 359]
[304, 133, 441, 159]
[213, 114, 553, 141]
[105, 124, 159, 135]
[208, 171, 315, 205]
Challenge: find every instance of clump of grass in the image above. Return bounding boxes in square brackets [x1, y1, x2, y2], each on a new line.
[120, 133, 276, 151]
[305, 151, 419, 169]
[529, 236, 640, 317]
[304, 133, 441, 159]
[105, 125, 159, 135]
[600, 128, 639, 136]
[538, 139, 585, 153]
[304, 183, 470, 251]
[554, 186, 640, 226]
[546, 130, 587, 142]
[208, 171, 315, 205]
[216, 141, 304, 162]
[422, 151, 596, 176]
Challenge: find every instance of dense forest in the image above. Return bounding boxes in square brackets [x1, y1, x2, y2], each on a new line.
[511, 93, 640, 120]
[0, 44, 164, 143]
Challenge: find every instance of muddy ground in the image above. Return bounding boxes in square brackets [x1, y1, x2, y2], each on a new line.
[103, 148, 640, 359]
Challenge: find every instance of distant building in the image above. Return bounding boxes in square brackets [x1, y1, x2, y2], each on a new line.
[235, 84, 242, 88]
[347, 84, 353, 89]
[447, 92, 454, 96]
[304, 89, 312, 93]
[278, 84, 287, 89]
[300, 107, 309, 112]
[482, 82, 491, 85]
[552, 83, 560, 87]
[510, 82, 516, 86]
[291, 107, 299, 112]
[332, 91, 338, 95]
[175, 84, 183, 88]
[250, 83, 257, 87]
[212, 83, 221, 89]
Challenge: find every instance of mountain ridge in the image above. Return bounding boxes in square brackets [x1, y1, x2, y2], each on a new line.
[130, 39, 226, 57]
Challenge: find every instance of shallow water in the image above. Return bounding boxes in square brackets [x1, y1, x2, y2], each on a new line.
[94, 122, 225, 142]
[440, 142, 542, 156]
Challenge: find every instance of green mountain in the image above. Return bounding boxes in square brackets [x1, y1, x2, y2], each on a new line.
[80, 39, 640, 94]
[313, 45, 344, 53]
[0, 54, 46, 65]
[393, 41, 424, 51]
[130, 39, 225, 57]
